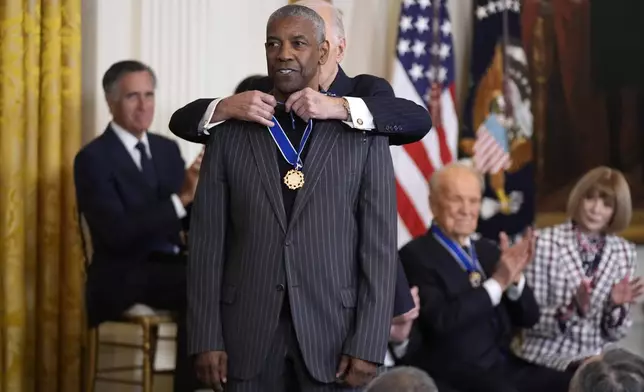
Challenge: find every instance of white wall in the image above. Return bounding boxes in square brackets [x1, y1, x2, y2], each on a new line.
[81, 0, 474, 165]
[82, 0, 286, 164]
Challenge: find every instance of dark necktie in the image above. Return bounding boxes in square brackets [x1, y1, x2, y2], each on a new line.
[135, 142, 158, 189]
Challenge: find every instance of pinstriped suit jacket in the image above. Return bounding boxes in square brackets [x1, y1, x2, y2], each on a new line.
[187, 118, 398, 383]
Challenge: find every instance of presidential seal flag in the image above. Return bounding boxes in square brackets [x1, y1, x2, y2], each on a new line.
[460, 0, 535, 241]
[391, 0, 458, 247]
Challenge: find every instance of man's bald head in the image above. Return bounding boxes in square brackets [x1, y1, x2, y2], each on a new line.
[429, 163, 484, 243]
[429, 162, 484, 195]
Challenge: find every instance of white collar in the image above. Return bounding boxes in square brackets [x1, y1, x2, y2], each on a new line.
[110, 121, 149, 155]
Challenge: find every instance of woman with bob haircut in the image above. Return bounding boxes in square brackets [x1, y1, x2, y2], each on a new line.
[514, 166, 643, 376]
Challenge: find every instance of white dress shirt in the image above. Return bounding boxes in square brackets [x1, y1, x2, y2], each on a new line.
[110, 121, 187, 219]
[198, 96, 376, 134]
[455, 236, 526, 306]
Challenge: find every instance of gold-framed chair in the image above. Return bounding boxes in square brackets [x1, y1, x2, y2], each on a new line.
[84, 308, 176, 392]
[78, 214, 178, 392]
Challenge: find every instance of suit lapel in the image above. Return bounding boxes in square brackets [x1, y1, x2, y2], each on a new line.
[557, 222, 587, 288]
[288, 121, 339, 226]
[103, 127, 150, 187]
[589, 236, 618, 305]
[148, 135, 167, 193]
[248, 130, 287, 232]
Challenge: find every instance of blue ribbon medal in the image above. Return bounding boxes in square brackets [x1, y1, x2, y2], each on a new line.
[432, 225, 485, 287]
[266, 109, 313, 190]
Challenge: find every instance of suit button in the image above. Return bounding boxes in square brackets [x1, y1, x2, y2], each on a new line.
[276, 284, 285, 291]
[285, 240, 291, 247]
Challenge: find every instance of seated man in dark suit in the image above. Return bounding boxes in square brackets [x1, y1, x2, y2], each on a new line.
[74, 60, 201, 392]
[399, 162, 573, 392]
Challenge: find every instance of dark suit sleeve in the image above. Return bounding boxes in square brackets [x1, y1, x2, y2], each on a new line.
[356, 76, 432, 145]
[342, 135, 398, 365]
[399, 245, 497, 337]
[73, 149, 183, 253]
[502, 283, 540, 328]
[479, 240, 540, 328]
[186, 127, 229, 355]
[168, 98, 216, 144]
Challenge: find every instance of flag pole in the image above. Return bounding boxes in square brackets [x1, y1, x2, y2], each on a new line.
[502, 1, 514, 119]
[429, 0, 442, 127]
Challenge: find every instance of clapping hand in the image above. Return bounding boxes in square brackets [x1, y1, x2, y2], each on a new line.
[390, 286, 420, 343]
[611, 276, 644, 306]
[492, 228, 536, 289]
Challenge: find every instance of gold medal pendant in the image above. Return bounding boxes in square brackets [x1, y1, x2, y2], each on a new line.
[469, 271, 482, 288]
[284, 169, 305, 190]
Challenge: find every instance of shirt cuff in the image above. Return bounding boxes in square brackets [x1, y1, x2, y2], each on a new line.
[171, 194, 187, 219]
[506, 274, 526, 301]
[391, 339, 409, 358]
[483, 278, 503, 306]
[199, 98, 225, 133]
[342, 97, 375, 130]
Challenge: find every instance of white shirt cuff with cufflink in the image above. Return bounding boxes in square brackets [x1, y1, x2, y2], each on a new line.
[342, 97, 375, 130]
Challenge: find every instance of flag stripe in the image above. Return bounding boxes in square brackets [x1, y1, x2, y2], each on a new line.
[395, 181, 426, 238]
[392, 0, 458, 247]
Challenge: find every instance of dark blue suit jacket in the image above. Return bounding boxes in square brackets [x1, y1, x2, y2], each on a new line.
[168, 67, 432, 146]
[74, 125, 187, 326]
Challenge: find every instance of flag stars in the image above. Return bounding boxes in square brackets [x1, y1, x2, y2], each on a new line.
[425, 66, 437, 82]
[476, 6, 488, 20]
[437, 67, 448, 83]
[439, 43, 451, 60]
[423, 88, 432, 104]
[412, 40, 427, 58]
[417, 0, 431, 9]
[399, 15, 413, 33]
[477, 0, 520, 20]
[441, 20, 452, 36]
[403, 0, 416, 8]
[397, 38, 411, 56]
[408, 63, 425, 82]
[415, 16, 430, 34]
[430, 43, 440, 56]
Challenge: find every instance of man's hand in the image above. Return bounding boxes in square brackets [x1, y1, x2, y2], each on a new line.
[390, 286, 419, 343]
[284, 87, 348, 122]
[214, 91, 277, 127]
[492, 228, 535, 289]
[611, 276, 644, 306]
[179, 150, 203, 206]
[335, 355, 377, 388]
[194, 351, 228, 391]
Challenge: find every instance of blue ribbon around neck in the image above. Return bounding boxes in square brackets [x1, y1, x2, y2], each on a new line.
[432, 225, 484, 276]
[267, 108, 313, 171]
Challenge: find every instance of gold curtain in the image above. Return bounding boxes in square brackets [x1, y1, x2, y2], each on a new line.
[0, 0, 83, 391]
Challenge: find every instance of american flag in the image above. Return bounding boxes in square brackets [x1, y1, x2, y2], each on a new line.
[473, 125, 511, 174]
[390, 0, 458, 247]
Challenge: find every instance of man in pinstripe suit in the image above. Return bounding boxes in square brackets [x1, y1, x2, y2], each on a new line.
[187, 5, 397, 392]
